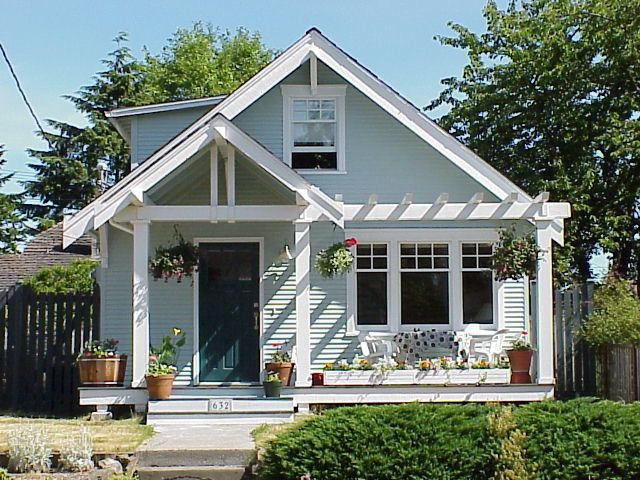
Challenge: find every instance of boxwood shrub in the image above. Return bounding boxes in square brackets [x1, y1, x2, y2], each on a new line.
[258, 399, 640, 480]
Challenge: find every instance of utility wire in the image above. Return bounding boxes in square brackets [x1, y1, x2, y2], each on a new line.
[0, 40, 53, 149]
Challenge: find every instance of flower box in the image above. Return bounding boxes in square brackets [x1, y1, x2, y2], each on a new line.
[323, 368, 510, 386]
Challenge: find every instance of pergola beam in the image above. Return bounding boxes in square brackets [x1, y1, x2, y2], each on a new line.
[116, 205, 307, 223]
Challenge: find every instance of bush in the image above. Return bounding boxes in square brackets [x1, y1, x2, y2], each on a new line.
[258, 400, 640, 480]
[59, 427, 93, 472]
[7, 424, 51, 473]
[23, 259, 98, 294]
[580, 276, 640, 347]
[259, 403, 498, 480]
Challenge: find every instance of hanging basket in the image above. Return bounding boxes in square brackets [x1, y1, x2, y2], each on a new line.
[490, 226, 541, 282]
[149, 227, 200, 283]
[314, 238, 357, 279]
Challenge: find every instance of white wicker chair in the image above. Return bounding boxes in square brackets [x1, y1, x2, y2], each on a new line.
[470, 328, 510, 363]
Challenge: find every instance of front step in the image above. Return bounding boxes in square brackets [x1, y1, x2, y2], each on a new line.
[137, 465, 248, 480]
[138, 447, 255, 468]
[146, 397, 295, 426]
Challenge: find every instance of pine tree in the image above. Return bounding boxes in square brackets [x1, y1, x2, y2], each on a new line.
[0, 146, 27, 253]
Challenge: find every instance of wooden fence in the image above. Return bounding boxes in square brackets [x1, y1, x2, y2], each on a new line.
[0, 285, 100, 415]
[554, 282, 640, 401]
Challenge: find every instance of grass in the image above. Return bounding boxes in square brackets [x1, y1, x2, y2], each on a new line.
[0, 416, 153, 454]
[252, 416, 309, 451]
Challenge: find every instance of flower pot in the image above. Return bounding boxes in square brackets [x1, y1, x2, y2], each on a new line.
[77, 355, 127, 387]
[145, 373, 175, 400]
[507, 349, 534, 384]
[311, 372, 324, 386]
[265, 362, 295, 386]
[263, 381, 282, 398]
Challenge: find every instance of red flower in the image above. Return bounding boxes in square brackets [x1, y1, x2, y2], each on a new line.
[344, 238, 358, 247]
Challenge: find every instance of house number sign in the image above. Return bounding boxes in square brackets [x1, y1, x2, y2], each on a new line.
[208, 398, 233, 413]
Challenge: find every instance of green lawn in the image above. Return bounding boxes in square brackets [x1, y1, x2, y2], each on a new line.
[0, 416, 153, 454]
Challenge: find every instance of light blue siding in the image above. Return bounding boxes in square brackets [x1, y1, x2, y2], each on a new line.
[134, 107, 210, 165]
[234, 60, 499, 203]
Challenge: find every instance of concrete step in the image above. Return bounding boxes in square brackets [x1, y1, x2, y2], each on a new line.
[147, 412, 294, 426]
[138, 448, 255, 468]
[148, 398, 294, 414]
[137, 465, 249, 480]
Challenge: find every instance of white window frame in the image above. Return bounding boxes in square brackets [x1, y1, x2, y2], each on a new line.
[282, 85, 346, 173]
[460, 242, 499, 330]
[345, 229, 505, 336]
[354, 242, 391, 331]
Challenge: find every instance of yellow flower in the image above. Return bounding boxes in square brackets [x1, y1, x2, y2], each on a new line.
[173, 327, 182, 336]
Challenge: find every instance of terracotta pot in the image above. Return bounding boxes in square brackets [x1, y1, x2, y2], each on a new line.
[311, 372, 324, 386]
[265, 362, 295, 386]
[263, 381, 282, 398]
[145, 373, 175, 400]
[77, 355, 127, 387]
[507, 349, 534, 384]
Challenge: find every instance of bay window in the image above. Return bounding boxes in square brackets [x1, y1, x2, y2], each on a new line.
[355, 243, 388, 326]
[400, 243, 450, 325]
[461, 243, 495, 325]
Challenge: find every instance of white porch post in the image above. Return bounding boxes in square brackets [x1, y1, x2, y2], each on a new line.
[294, 219, 312, 387]
[131, 219, 150, 388]
[535, 220, 555, 385]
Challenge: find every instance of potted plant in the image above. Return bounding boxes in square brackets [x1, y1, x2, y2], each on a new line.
[263, 371, 283, 398]
[490, 226, 541, 281]
[506, 332, 534, 384]
[314, 238, 357, 279]
[145, 327, 186, 400]
[149, 226, 199, 283]
[77, 339, 127, 387]
[265, 342, 295, 386]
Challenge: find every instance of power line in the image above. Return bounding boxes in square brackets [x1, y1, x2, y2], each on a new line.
[0, 40, 52, 149]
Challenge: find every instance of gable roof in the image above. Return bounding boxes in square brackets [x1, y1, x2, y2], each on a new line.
[0, 224, 93, 294]
[64, 28, 532, 247]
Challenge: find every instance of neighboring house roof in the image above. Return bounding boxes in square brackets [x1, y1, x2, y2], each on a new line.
[63, 28, 539, 248]
[105, 95, 227, 143]
[0, 224, 93, 294]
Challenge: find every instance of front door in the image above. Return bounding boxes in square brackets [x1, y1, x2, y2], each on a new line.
[198, 242, 260, 383]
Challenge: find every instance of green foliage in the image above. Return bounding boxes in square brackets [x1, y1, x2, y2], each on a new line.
[0, 467, 10, 480]
[314, 240, 356, 279]
[514, 398, 640, 480]
[259, 403, 497, 480]
[82, 339, 120, 358]
[491, 226, 541, 281]
[0, 146, 27, 253]
[259, 400, 640, 480]
[580, 276, 640, 347]
[25, 25, 275, 222]
[149, 327, 186, 369]
[429, 0, 640, 283]
[23, 259, 98, 294]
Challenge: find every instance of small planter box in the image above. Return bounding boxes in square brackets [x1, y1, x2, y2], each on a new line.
[323, 368, 510, 386]
[77, 356, 127, 387]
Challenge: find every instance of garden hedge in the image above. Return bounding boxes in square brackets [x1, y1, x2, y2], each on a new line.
[258, 399, 640, 480]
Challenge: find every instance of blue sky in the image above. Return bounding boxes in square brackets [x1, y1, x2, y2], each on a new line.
[0, 0, 504, 192]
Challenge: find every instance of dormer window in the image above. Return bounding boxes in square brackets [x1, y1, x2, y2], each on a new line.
[282, 85, 346, 172]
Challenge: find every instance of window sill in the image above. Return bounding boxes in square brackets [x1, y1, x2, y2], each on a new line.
[295, 169, 348, 175]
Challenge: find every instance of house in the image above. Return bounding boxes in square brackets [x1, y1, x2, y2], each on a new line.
[0, 223, 93, 296]
[64, 29, 570, 418]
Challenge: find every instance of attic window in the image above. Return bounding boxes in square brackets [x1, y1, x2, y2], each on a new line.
[282, 85, 346, 172]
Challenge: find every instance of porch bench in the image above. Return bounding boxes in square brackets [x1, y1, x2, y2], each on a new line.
[393, 330, 460, 365]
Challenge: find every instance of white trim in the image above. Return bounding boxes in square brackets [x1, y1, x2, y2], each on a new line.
[281, 85, 346, 172]
[345, 229, 502, 334]
[131, 220, 150, 388]
[98, 225, 109, 268]
[130, 117, 139, 168]
[294, 220, 312, 387]
[225, 145, 236, 209]
[534, 221, 555, 385]
[210, 147, 218, 207]
[192, 237, 264, 386]
[116, 205, 306, 223]
[106, 95, 227, 118]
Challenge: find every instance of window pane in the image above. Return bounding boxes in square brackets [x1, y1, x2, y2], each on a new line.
[321, 100, 334, 109]
[478, 257, 492, 269]
[320, 110, 335, 120]
[357, 244, 371, 256]
[433, 244, 448, 255]
[357, 272, 387, 325]
[401, 257, 415, 269]
[417, 257, 432, 269]
[462, 243, 476, 255]
[401, 272, 449, 324]
[308, 100, 320, 109]
[372, 257, 387, 269]
[478, 243, 493, 255]
[291, 152, 337, 169]
[400, 244, 415, 256]
[357, 257, 371, 270]
[433, 257, 449, 269]
[372, 244, 387, 256]
[293, 123, 335, 147]
[462, 257, 477, 269]
[308, 109, 321, 120]
[292, 110, 307, 121]
[463, 271, 494, 324]
[417, 244, 432, 256]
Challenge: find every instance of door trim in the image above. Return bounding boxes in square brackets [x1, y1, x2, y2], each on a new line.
[192, 237, 264, 386]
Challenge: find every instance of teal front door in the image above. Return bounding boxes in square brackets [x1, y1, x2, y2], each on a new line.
[198, 242, 260, 383]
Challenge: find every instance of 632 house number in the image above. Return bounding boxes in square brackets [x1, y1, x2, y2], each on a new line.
[208, 399, 233, 412]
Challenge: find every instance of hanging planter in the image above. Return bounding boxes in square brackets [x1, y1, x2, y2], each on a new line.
[490, 226, 541, 282]
[315, 238, 357, 279]
[149, 226, 200, 283]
